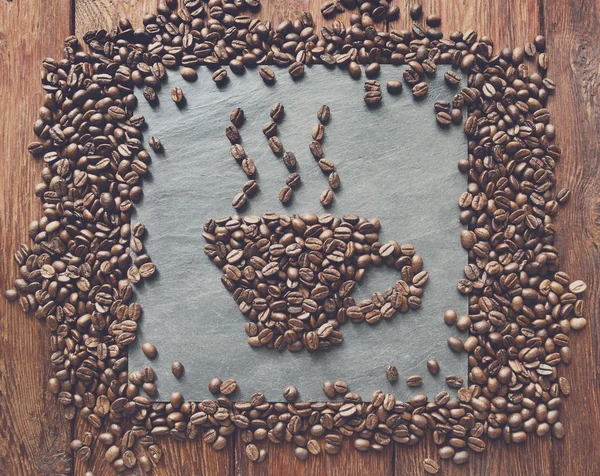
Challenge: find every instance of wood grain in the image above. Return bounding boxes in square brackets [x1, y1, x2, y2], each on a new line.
[0, 1, 73, 475]
[545, 0, 600, 475]
[0, 0, 598, 474]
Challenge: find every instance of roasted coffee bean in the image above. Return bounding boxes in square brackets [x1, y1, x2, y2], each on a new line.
[270, 103, 285, 123]
[148, 136, 162, 151]
[230, 107, 245, 127]
[209, 378, 222, 394]
[444, 71, 462, 86]
[232, 192, 247, 209]
[286, 173, 301, 189]
[220, 379, 237, 395]
[288, 62, 305, 78]
[317, 105, 331, 124]
[142, 343, 158, 359]
[328, 172, 341, 190]
[171, 87, 184, 104]
[386, 364, 399, 382]
[171, 361, 184, 378]
[283, 151, 297, 169]
[320, 189, 334, 206]
[259, 67, 276, 83]
[226, 124, 240, 143]
[387, 80, 403, 94]
[283, 386, 298, 402]
[423, 458, 440, 474]
[406, 375, 423, 387]
[268, 136, 284, 155]
[412, 82, 429, 98]
[410, 3, 423, 20]
[279, 186, 293, 204]
[212, 68, 228, 84]
[427, 360, 440, 375]
[364, 90, 382, 105]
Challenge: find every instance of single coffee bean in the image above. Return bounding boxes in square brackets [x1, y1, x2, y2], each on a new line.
[317, 105, 331, 124]
[171, 361, 184, 378]
[148, 136, 162, 151]
[4, 289, 18, 301]
[447, 336, 464, 352]
[386, 364, 399, 382]
[427, 360, 440, 375]
[270, 103, 285, 123]
[328, 172, 341, 190]
[242, 180, 258, 196]
[364, 90, 382, 105]
[323, 381, 336, 398]
[220, 379, 237, 395]
[320, 189, 334, 207]
[365, 62, 380, 78]
[268, 136, 284, 155]
[387, 80, 403, 94]
[288, 62, 305, 78]
[246, 443, 260, 462]
[283, 385, 298, 402]
[170, 87, 184, 104]
[262, 121, 277, 137]
[406, 375, 423, 387]
[212, 68, 228, 84]
[294, 447, 309, 460]
[423, 458, 440, 474]
[232, 192, 247, 209]
[410, 3, 423, 20]
[259, 66, 276, 83]
[142, 343, 158, 359]
[412, 82, 429, 98]
[226, 124, 240, 143]
[286, 173, 301, 189]
[444, 71, 462, 86]
[209, 378, 222, 394]
[180, 67, 198, 81]
[283, 151, 297, 169]
[230, 107, 245, 127]
[445, 375, 464, 389]
[426, 15, 441, 27]
[312, 123, 325, 142]
[279, 186, 293, 204]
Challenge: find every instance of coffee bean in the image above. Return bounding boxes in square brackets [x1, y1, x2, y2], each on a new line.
[410, 3, 423, 20]
[230, 107, 245, 127]
[386, 365, 399, 382]
[406, 375, 423, 387]
[279, 186, 293, 204]
[328, 172, 341, 190]
[317, 105, 331, 124]
[212, 68, 228, 84]
[220, 379, 237, 395]
[436, 111, 452, 125]
[259, 66, 276, 83]
[320, 189, 334, 207]
[323, 381, 336, 398]
[4, 289, 18, 301]
[171, 87, 184, 104]
[364, 90, 382, 105]
[427, 360, 440, 375]
[447, 337, 464, 352]
[226, 124, 240, 143]
[171, 361, 184, 378]
[242, 180, 258, 196]
[242, 158, 256, 176]
[288, 62, 305, 78]
[148, 136, 162, 151]
[387, 80, 403, 94]
[209, 378, 222, 394]
[180, 67, 198, 81]
[312, 123, 325, 142]
[246, 444, 260, 462]
[286, 173, 301, 189]
[262, 121, 277, 137]
[423, 458, 439, 474]
[444, 71, 462, 86]
[283, 151, 297, 169]
[294, 447, 309, 460]
[426, 14, 441, 27]
[412, 82, 429, 98]
[142, 343, 158, 359]
[270, 103, 285, 123]
[283, 385, 298, 402]
[445, 375, 464, 389]
[232, 192, 247, 209]
[365, 62, 380, 78]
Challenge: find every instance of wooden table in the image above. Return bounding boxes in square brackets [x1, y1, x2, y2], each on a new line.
[1, 0, 598, 474]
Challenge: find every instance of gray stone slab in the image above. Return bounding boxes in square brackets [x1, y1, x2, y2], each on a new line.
[129, 65, 468, 402]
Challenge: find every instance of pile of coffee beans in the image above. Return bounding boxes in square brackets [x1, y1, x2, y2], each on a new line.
[202, 212, 427, 351]
[2, 0, 588, 473]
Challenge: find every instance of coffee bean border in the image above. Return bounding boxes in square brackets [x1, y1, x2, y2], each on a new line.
[3, 0, 588, 473]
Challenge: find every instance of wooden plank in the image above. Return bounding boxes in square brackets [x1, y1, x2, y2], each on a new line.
[543, 0, 600, 475]
[391, 1, 553, 475]
[0, 0, 74, 475]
